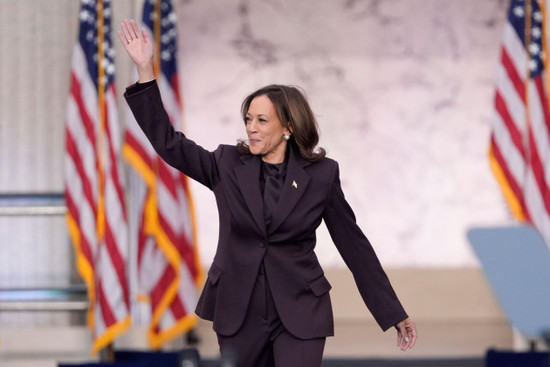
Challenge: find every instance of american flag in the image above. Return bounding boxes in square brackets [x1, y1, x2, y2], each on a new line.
[65, 0, 130, 353]
[490, 0, 550, 248]
[124, 0, 202, 348]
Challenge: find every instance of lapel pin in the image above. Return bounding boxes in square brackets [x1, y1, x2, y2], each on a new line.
[292, 180, 298, 189]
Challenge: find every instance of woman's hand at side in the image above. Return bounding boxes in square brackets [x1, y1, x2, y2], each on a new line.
[395, 317, 417, 351]
[117, 19, 155, 83]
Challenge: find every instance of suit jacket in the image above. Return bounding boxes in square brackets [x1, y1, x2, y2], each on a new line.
[125, 82, 408, 339]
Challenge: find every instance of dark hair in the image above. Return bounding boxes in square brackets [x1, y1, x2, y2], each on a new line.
[236, 84, 326, 162]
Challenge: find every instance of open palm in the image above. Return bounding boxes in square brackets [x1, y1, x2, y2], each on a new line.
[118, 19, 154, 81]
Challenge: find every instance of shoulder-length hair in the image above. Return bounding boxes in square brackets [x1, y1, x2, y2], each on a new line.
[236, 84, 326, 162]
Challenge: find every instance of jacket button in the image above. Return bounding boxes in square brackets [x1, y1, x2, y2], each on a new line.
[259, 241, 267, 248]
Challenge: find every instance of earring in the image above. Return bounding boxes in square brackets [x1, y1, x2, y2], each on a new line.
[284, 134, 290, 141]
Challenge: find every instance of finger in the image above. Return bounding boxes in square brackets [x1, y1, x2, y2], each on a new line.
[126, 19, 138, 40]
[120, 20, 133, 43]
[400, 335, 410, 351]
[408, 330, 417, 349]
[397, 330, 404, 347]
[397, 331, 408, 350]
[117, 30, 128, 47]
[401, 336, 412, 351]
[129, 19, 141, 39]
[395, 325, 403, 348]
[402, 325, 416, 350]
[141, 27, 151, 43]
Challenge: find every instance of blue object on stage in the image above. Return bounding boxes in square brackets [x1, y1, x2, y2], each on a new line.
[114, 348, 201, 367]
[486, 349, 550, 367]
[58, 362, 149, 367]
[467, 225, 550, 345]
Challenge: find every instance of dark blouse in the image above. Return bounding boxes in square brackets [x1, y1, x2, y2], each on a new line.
[260, 156, 288, 227]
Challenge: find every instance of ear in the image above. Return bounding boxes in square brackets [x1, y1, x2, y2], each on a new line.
[286, 123, 294, 134]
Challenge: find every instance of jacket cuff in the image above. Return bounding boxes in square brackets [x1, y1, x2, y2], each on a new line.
[124, 79, 157, 96]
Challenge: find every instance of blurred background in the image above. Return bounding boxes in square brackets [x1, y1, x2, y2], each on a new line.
[0, 0, 548, 366]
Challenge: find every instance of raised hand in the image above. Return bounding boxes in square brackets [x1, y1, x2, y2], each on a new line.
[117, 19, 155, 83]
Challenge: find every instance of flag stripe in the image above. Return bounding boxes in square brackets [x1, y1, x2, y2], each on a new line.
[105, 88, 128, 221]
[97, 279, 117, 327]
[501, 48, 526, 102]
[157, 212, 196, 276]
[495, 90, 527, 158]
[490, 134, 527, 218]
[495, 63, 526, 144]
[65, 191, 95, 267]
[66, 129, 97, 217]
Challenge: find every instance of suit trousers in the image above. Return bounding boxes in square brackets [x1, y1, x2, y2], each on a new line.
[217, 264, 326, 367]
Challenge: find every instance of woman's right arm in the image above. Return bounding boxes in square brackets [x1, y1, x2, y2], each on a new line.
[124, 82, 219, 190]
[119, 19, 219, 189]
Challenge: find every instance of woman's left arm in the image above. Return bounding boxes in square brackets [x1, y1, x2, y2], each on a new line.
[322, 162, 417, 350]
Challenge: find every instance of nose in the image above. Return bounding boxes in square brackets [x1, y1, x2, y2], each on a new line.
[246, 119, 257, 134]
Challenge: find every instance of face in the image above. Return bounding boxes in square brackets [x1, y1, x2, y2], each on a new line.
[245, 95, 291, 164]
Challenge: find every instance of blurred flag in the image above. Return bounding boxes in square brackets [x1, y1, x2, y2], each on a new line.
[490, 0, 550, 248]
[64, 0, 130, 353]
[124, 0, 203, 348]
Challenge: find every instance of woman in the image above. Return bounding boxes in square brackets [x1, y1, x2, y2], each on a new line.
[118, 19, 417, 367]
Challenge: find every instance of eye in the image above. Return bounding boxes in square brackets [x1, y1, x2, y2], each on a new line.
[244, 117, 252, 124]
[259, 118, 267, 123]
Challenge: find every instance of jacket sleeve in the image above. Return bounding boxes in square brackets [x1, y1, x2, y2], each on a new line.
[322, 162, 408, 331]
[124, 81, 219, 190]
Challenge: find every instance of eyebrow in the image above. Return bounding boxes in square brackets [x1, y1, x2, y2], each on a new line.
[246, 113, 270, 118]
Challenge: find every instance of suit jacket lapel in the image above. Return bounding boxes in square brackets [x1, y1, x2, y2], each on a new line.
[267, 148, 311, 235]
[235, 155, 266, 236]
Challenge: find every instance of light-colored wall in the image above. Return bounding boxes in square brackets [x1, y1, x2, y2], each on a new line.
[0, 0, 530, 363]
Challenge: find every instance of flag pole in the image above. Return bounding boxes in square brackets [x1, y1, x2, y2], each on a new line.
[154, 0, 161, 79]
[540, 0, 550, 116]
[524, 0, 532, 170]
[96, 0, 106, 244]
[95, 0, 111, 359]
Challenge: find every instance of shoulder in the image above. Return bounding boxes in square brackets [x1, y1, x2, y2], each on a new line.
[215, 144, 238, 156]
[305, 156, 339, 183]
[214, 144, 250, 163]
[306, 155, 338, 171]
